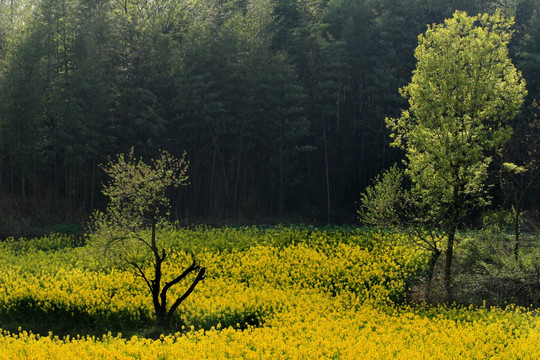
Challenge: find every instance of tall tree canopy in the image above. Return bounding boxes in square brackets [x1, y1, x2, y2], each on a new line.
[386, 10, 527, 301]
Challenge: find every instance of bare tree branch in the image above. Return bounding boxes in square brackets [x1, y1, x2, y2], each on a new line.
[129, 261, 153, 292]
[160, 259, 200, 309]
[166, 267, 206, 321]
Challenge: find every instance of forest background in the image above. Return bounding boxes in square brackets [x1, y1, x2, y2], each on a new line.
[1, 0, 539, 236]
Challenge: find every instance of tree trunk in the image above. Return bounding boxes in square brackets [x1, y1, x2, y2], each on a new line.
[444, 224, 457, 303]
[33, 151, 37, 198]
[444, 182, 464, 303]
[209, 145, 216, 215]
[514, 205, 520, 262]
[323, 127, 330, 224]
[54, 156, 58, 205]
[90, 158, 96, 211]
[426, 248, 441, 302]
[152, 256, 205, 331]
[278, 117, 284, 217]
[150, 214, 165, 329]
[21, 165, 25, 202]
[0, 141, 3, 192]
[234, 151, 241, 216]
[10, 154, 14, 194]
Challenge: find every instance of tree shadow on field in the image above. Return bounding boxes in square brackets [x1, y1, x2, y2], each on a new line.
[141, 310, 263, 339]
[0, 297, 154, 337]
[0, 298, 265, 339]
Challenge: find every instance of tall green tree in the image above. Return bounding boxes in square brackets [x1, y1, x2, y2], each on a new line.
[386, 11, 527, 301]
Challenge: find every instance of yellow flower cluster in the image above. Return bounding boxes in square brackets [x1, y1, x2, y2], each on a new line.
[0, 228, 537, 359]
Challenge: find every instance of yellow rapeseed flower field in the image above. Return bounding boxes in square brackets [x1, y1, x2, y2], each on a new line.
[0, 227, 538, 359]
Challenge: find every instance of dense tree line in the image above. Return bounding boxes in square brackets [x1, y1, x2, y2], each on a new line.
[0, 0, 539, 232]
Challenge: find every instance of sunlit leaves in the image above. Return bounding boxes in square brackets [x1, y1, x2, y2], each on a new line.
[386, 10, 527, 223]
[90, 148, 188, 269]
[94, 148, 188, 230]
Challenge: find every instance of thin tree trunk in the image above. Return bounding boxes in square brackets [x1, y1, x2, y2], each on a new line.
[21, 165, 25, 202]
[323, 127, 330, 224]
[90, 158, 96, 211]
[514, 203, 520, 262]
[444, 224, 456, 303]
[278, 118, 284, 217]
[209, 145, 216, 215]
[234, 151, 241, 216]
[54, 156, 58, 205]
[33, 151, 36, 199]
[150, 214, 166, 328]
[82, 168, 87, 211]
[209, 133, 228, 220]
[0, 141, 3, 192]
[10, 154, 13, 194]
[444, 183, 464, 303]
[426, 248, 441, 302]
[65, 165, 69, 208]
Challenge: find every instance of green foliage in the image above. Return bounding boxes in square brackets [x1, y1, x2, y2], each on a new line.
[359, 164, 406, 228]
[91, 148, 188, 265]
[0, 234, 87, 258]
[481, 208, 515, 234]
[386, 10, 527, 300]
[456, 231, 540, 307]
[387, 11, 526, 224]
[101, 148, 188, 220]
